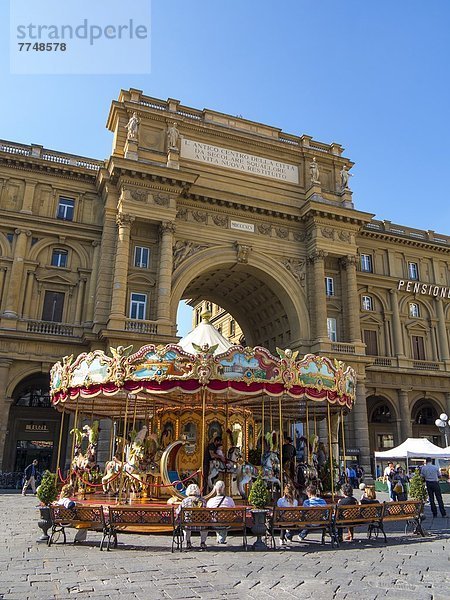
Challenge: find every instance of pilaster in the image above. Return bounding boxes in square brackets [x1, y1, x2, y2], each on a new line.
[85, 241, 100, 324]
[107, 213, 134, 330]
[308, 250, 328, 342]
[340, 255, 361, 343]
[353, 380, 372, 475]
[435, 298, 450, 362]
[1, 229, 31, 324]
[389, 289, 405, 359]
[157, 221, 175, 328]
[398, 389, 412, 441]
[0, 359, 13, 469]
[20, 179, 38, 214]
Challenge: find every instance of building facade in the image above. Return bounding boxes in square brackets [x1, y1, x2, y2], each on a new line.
[1, 89, 449, 475]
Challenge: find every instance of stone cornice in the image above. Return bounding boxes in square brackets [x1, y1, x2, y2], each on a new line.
[360, 228, 450, 254]
[0, 153, 100, 184]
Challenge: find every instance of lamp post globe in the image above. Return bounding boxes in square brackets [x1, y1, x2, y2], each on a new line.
[439, 413, 448, 422]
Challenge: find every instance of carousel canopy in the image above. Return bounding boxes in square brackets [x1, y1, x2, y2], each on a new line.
[178, 310, 233, 356]
[374, 438, 450, 459]
[49, 314, 357, 419]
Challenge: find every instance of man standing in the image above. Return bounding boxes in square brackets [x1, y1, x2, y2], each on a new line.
[281, 436, 296, 480]
[22, 459, 38, 496]
[421, 457, 447, 518]
[383, 461, 395, 500]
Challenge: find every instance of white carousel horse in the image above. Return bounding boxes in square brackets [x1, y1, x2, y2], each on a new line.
[102, 457, 122, 493]
[261, 451, 281, 490]
[207, 446, 242, 490]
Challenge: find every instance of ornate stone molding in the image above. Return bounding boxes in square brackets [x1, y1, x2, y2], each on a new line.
[275, 227, 288, 239]
[116, 213, 135, 228]
[338, 230, 351, 242]
[176, 207, 189, 221]
[192, 210, 207, 223]
[321, 227, 335, 240]
[282, 258, 305, 286]
[160, 221, 176, 236]
[257, 223, 271, 235]
[340, 255, 357, 269]
[130, 189, 148, 202]
[14, 228, 32, 237]
[154, 193, 170, 207]
[234, 242, 252, 264]
[172, 240, 208, 271]
[212, 215, 228, 227]
[308, 249, 327, 263]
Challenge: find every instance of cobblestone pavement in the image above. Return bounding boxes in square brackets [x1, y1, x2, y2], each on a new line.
[0, 491, 448, 600]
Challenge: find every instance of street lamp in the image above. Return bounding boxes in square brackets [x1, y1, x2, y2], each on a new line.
[435, 413, 450, 446]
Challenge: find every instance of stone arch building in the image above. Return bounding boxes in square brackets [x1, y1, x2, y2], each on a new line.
[0, 89, 449, 474]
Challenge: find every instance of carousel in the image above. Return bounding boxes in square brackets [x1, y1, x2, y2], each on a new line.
[49, 311, 357, 505]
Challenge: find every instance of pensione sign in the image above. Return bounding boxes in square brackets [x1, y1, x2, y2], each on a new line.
[397, 280, 450, 299]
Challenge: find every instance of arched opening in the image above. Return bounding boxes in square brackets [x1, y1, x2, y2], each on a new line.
[412, 399, 442, 445]
[172, 249, 308, 353]
[4, 374, 68, 473]
[367, 396, 399, 475]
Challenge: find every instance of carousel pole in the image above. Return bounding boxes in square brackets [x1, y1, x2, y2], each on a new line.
[118, 393, 131, 504]
[327, 402, 335, 501]
[131, 396, 138, 432]
[278, 395, 284, 492]
[56, 409, 65, 473]
[70, 398, 80, 465]
[270, 398, 273, 432]
[305, 399, 311, 464]
[261, 397, 265, 464]
[340, 409, 347, 483]
[201, 386, 207, 493]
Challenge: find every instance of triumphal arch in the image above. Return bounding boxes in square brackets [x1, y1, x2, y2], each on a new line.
[2, 88, 450, 475]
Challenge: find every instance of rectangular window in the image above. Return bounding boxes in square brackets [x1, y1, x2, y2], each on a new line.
[325, 277, 334, 296]
[327, 317, 337, 342]
[362, 295, 373, 311]
[412, 335, 425, 360]
[230, 319, 236, 336]
[360, 254, 373, 272]
[130, 293, 147, 320]
[56, 197, 75, 221]
[377, 434, 394, 450]
[51, 249, 68, 268]
[42, 291, 64, 322]
[408, 262, 419, 280]
[363, 329, 379, 356]
[134, 246, 150, 269]
[409, 303, 420, 318]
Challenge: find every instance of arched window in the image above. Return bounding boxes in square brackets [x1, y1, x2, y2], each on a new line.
[13, 376, 51, 408]
[371, 404, 392, 423]
[414, 404, 438, 425]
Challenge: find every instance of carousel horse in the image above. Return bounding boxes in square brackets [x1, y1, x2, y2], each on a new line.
[102, 456, 122, 493]
[207, 446, 242, 490]
[261, 450, 281, 491]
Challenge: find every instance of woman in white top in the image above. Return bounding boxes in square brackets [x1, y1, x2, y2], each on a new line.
[206, 480, 235, 544]
[276, 483, 298, 546]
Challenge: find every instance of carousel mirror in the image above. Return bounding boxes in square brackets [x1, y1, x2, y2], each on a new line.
[182, 421, 197, 455]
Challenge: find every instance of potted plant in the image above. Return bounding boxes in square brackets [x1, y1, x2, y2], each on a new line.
[36, 470, 58, 543]
[248, 472, 270, 550]
[408, 468, 427, 534]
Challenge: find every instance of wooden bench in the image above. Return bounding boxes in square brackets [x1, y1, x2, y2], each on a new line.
[106, 506, 175, 551]
[268, 505, 336, 548]
[48, 505, 107, 549]
[381, 500, 425, 537]
[174, 506, 247, 552]
[333, 503, 385, 543]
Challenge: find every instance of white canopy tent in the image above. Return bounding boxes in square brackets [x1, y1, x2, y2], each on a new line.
[374, 438, 450, 473]
[374, 438, 450, 460]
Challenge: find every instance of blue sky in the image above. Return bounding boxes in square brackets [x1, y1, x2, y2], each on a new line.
[1, 1, 450, 334]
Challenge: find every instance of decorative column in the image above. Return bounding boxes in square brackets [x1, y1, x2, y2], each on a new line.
[0, 266, 7, 309]
[308, 250, 328, 342]
[435, 298, 450, 361]
[74, 277, 87, 325]
[157, 221, 175, 322]
[353, 380, 372, 476]
[108, 213, 134, 329]
[389, 289, 405, 357]
[341, 255, 361, 343]
[85, 241, 100, 324]
[398, 389, 412, 441]
[2, 229, 31, 319]
[0, 359, 13, 469]
[20, 179, 37, 213]
[22, 270, 35, 318]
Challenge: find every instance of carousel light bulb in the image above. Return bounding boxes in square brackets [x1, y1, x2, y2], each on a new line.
[439, 413, 449, 422]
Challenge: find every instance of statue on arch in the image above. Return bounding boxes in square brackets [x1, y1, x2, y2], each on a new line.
[167, 122, 180, 149]
[125, 112, 140, 141]
[340, 164, 352, 191]
[309, 157, 320, 184]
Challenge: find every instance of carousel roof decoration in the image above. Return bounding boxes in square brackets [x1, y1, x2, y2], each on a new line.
[50, 312, 357, 416]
